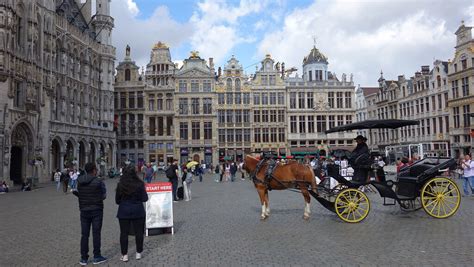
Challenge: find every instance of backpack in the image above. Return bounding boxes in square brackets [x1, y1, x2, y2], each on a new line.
[166, 165, 176, 179]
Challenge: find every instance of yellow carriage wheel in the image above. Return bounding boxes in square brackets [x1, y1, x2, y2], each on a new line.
[334, 188, 370, 223]
[421, 177, 461, 219]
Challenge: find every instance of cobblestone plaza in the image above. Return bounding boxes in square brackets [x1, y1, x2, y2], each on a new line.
[0, 174, 473, 266]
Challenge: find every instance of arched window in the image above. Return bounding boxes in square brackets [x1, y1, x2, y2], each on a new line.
[226, 78, 232, 91]
[125, 69, 131, 81]
[235, 78, 241, 91]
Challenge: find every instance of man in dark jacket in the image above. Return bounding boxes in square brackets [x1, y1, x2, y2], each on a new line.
[73, 162, 107, 265]
[349, 135, 370, 183]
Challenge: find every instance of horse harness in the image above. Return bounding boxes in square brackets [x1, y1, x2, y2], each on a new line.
[250, 159, 309, 191]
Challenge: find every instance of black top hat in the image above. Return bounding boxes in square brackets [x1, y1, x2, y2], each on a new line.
[354, 135, 367, 141]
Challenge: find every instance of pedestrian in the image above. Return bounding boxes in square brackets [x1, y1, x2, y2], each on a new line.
[239, 161, 245, 180]
[70, 169, 79, 191]
[224, 163, 231, 182]
[143, 163, 154, 184]
[61, 168, 70, 194]
[73, 162, 108, 265]
[54, 169, 61, 191]
[214, 164, 221, 182]
[219, 163, 225, 182]
[0, 180, 9, 193]
[230, 162, 237, 182]
[197, 164, 203, 182]
[166, 159, 180, 202]
[115, 165, 148, 262]
[461, 154, 474, 197]
[349, 135, 371, 183]
[183, 166, 194, 201]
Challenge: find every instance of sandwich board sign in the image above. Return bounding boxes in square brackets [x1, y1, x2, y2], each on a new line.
[145, 182, 174, 236]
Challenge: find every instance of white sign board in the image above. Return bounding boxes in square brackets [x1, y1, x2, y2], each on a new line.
[145, 182, 174, 235]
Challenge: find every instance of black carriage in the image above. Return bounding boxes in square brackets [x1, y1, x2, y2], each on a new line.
[309, 119, 461, 223]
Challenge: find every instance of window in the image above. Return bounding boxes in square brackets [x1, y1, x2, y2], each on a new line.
[125, 69, 131, 81]
[438, 94, 442, 110]
[444, 92, 448, 108]
[203, 80, 212, 92]
[278, 110, 285, 122]
[179, 98, 188, 114]
[120, 93, 126, 108]
[254, 93, 260, 105]
[218, 110, 225, 123]
[203, 98, 212, 114]
[149, 117, 155, 136]
[261, 75, 268, 85]
[345, 92, 352, 108]
[308, 115, 315, 133]
[425, 97, 430, 111]
[138, 114, 143, 134]
[180, 122, 188, 140]
[166, 95, 172, 110]
[262, 110, 269, 122]
[219, 129, 226, 143]
[191, 80, 199, 92]
[128, 92, 135, 108]
[254, 110, 260, 123]
[179, 80, 187, 92]
[416, 100, 419, 114]
[270, 110, 277, 122]
[298, 92, 305, 109]
[148, 94, 155, 111]
[137, 92, 143, 108]
[308, 70, 312, 81]
[243, 110, 250, 123]
[461, 77, 469, 97]
[235, 110, 242, 123]
[453, 107, 460, 128]
[290, 92, 296, 109]
[254, 128, 261, 143]
[235, 93, 241, 104]
[452, 80, 459, 99]
[262, 128, 269, 142]
[328, 115, 335, 129]
[262, 93, 268, 105]
[278, 92, 284, 105]
[462, 59, 467, 70]
[307, 92, 314, 109]
[290, 116, 297, 133]
[235, 79, 241, 91]
[129, 114, 135, 134]
[346, 115, 352, 124]
[226, 78, 232, 91]
[235, 129, 243, 142]
[328, 92, 334, 108]
[226, 110, 234, 123]
[269, 75, 276, 85]
[336, 92, 343, 108]
[431, 95, 436, 111]
[432, 118, 437, 134]
[218, 93, 225, 104]
[138, 141, 144, 149]
[227, 129, 234, 142]
[463, 105, 471, 127]
[439, 117, 443, 133]
[244, 129, 251, 142]
[270, 92, 276, 105]
[192, 122, 200, 140]
[278, 128, 285, 142]
[316, 116, 326, 132]
[299, 116, 306, 133]
[114, 93, 118, 109]
[226, 93, 233, 105]
[166, 116, 172, 135]
[270, 128, 277, 142]
[191, 98, 199, 115]
[243, 93, 250, 104]
[420, 98, 424, 112]
[337, 115, 344, 126]
[157, 116, 164, 136]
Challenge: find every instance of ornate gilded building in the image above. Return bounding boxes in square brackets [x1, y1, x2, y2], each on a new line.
[0, 0, 115, 184]
[287, 46, 356, 156]
[175, 52, 217, 165]
[215, 55, 252, 161]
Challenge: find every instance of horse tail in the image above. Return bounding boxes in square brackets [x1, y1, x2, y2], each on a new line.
[307, 165, 318, 192]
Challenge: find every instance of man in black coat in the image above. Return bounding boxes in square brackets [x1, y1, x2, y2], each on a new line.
[349, 135, 370, 183]
[73, 163, 108, 265]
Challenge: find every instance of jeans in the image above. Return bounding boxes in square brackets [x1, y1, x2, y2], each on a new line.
[56, 181, 61, 191]
[170, 178, 178, 200]
[80, 209, 103, 260]
[118, 218, 145, 255]
[199, 174, 203, 182]
[70, 179, 77, 190]
[183, 181, 191, 201]
[144, 176, 152, 183]
[63, 179, 69, 193]
[462, 176, 474, 196]
[231, 173, 236, 182]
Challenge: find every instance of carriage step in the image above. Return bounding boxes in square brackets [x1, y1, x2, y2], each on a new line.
[383, 197, 396, 206]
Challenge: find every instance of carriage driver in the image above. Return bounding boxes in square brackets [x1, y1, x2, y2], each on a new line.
[349, 135, 371, 183]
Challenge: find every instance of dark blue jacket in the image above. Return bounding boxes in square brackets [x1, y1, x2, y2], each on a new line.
[74, 174, 106, 211]
[115, 184, 148, 219]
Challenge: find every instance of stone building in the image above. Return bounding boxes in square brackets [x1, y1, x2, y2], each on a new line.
[250, 54, 287, 155]
[286, 46, 356, 156]
[175, 51, 217, 165]
[114, 45, 145, 167]
[0, 0, 115, 184]
[215, 55, 252, 162]
[354, 85, 378, 143]
[447, 21, 473, 156]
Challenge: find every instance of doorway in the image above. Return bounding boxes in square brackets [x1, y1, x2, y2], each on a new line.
[10, 146, 23, 184]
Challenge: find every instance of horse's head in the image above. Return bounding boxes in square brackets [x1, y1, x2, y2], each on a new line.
[243, 155, 258, 173]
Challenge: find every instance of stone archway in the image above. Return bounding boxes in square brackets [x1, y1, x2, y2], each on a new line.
[79, 141, 86, 169]
[64, 140, 75, 168]
[51, 139, 62, 172]
[89, 142, 96, 165]
[10, 122, 34, 185]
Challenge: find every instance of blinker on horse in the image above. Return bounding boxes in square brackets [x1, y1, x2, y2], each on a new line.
[243, 155, 317, 220]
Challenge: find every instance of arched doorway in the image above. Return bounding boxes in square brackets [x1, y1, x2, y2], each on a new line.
[108, 142, 114, 167]
[79, 141, 86, 169]
[51, 139, 61, 172]
[99, 143, 106, 176]
[89, 142, 96, 165]
[64, 140, 74, 168]
[10, 123, 34, 185]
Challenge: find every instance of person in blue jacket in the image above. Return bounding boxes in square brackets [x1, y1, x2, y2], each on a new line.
[115, 165, 149, 262]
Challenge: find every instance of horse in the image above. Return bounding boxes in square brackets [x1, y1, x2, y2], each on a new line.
[243, 155, 317, 220]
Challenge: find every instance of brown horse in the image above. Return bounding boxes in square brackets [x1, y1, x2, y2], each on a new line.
[243, 155, 317, 220]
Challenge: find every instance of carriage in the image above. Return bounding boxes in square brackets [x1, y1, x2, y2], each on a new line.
[310, 119, 461, 223]
[244, 119, 461, 223]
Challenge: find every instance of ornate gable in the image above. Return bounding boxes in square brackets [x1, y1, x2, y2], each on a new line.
[56, 0, 94, 38]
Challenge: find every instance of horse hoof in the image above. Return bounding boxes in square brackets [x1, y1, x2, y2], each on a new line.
[260, 215, 267, 220]
[303, 215, 310, 220]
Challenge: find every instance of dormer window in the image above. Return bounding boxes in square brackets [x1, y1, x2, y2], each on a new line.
[125, 69, 131, 81]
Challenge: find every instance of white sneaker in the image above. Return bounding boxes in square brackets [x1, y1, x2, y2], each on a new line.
[136, 253, 141, 260]
[120, 255, 128, 262]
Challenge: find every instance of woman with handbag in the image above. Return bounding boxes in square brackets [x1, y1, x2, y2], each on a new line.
[115, 165, 148, 262]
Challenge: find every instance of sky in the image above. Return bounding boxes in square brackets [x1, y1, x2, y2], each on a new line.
[110, 0, 474, 86]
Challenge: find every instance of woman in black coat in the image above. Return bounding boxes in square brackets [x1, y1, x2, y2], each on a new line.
[115, 165, 148, 262]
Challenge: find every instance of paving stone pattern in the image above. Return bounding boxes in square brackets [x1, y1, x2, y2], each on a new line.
[0, 174, 473, 266]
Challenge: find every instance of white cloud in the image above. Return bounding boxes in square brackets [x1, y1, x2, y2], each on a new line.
[257, 0, 471, 86]
[125, 0, 139, 16]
